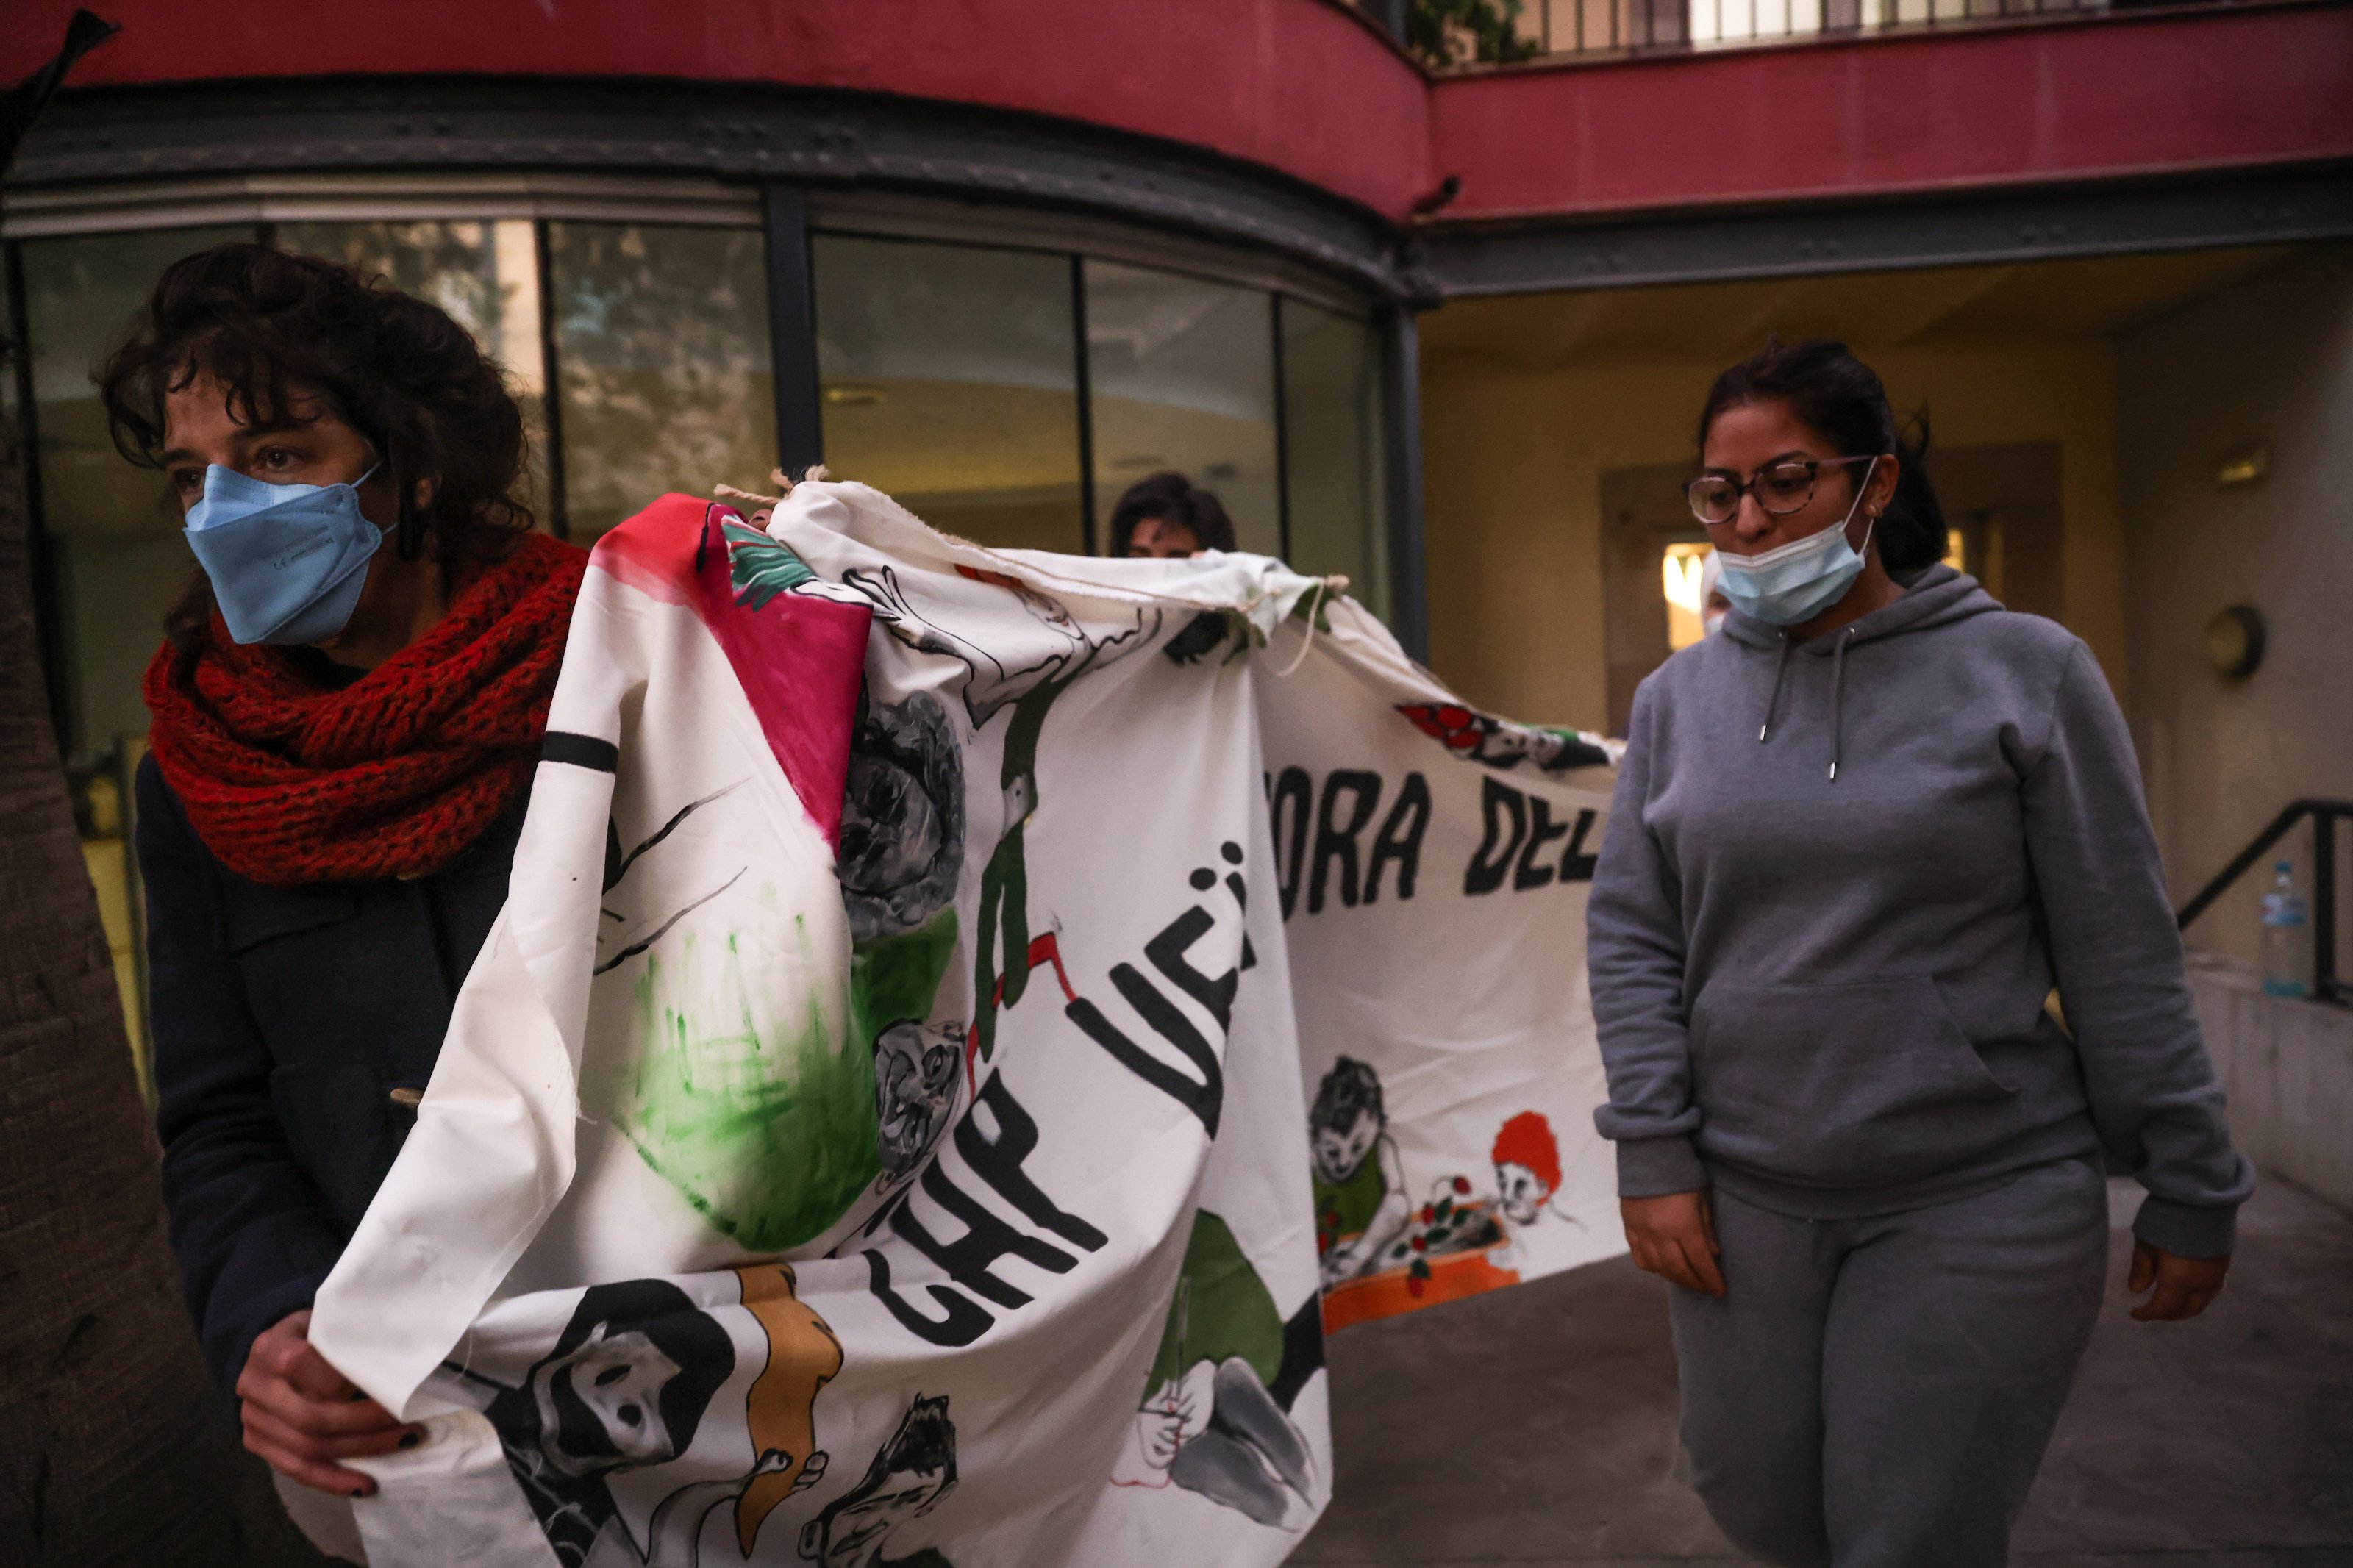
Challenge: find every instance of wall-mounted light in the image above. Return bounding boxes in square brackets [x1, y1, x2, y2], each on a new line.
[2204, 604, 2265, 681]
[2215, 443, 2271, 487]
[824, 383, 885, 407]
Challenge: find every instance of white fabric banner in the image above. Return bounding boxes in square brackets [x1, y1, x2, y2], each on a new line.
[307, 482, 1620, 1568]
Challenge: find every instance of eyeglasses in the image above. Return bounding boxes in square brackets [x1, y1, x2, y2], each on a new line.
[1686, 455, 1877, 526]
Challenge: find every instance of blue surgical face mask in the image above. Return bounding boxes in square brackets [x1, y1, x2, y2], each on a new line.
[182, 463, 387, 645]
[1715, 459, 1879, 628]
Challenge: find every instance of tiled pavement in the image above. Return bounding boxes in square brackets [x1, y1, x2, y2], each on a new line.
[1299, 1176, 2353, 1568]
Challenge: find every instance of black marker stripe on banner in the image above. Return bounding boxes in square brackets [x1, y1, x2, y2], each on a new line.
[541, 731, 619, 773]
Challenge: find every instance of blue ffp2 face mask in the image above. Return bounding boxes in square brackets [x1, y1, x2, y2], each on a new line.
[1715, 459, 1879, 627]
[182, 464, 386, 645]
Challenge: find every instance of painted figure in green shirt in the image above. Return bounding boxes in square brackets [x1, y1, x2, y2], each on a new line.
[1309, 1056, 1413, 1286]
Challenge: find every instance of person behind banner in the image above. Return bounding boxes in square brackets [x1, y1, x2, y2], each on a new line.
[1586, 337, 2251, 1568]
[1106, 470, 1238, 559]
[101, 243, 588, 1500]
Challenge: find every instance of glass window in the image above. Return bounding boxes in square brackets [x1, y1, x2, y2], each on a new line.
[19, 226, 255, 1093]
[1083, 260, 1280, 557]
[19, 224, 254, 766]
[276, 220, 552, 521]
[545, 222, 774, 540]
[1, 246, 16, 432]
[1279, 300, 1390, 620]
[813, 235, 1085, 554]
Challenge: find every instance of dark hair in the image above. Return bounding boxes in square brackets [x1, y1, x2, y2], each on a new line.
[1309, 1056, 1385, 1135]
[1696, 337, 1947, 576]
[1106, 470, 1237, 556]
[98, 243, 535, 649]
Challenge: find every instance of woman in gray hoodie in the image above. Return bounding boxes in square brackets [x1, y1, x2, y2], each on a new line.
[1586, 339, 2251, 1568]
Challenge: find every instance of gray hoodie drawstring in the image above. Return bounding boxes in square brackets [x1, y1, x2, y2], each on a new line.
[1828, 626, 1854, 781]
[1758, 635, 1793, 743]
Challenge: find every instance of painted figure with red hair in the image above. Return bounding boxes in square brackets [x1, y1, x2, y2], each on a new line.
[1490, 1111, 1564, 1228]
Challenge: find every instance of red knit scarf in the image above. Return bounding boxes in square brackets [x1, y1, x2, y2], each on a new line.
[143, 531, 588, 887]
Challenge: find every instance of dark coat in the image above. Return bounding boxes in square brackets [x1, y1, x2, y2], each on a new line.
[135, 754, 526, 1403]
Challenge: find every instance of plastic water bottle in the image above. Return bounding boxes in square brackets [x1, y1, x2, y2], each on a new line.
[2260, 861, 2313, 1000]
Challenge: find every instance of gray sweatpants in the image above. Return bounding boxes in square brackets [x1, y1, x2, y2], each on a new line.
[1669, 1156, 2109, 1568]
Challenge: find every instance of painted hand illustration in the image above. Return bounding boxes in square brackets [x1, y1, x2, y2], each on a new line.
[1126, 1213, 1321, 1529]
[735, 1263, 845, 1553]
[1146, 1360, 1218, 1468]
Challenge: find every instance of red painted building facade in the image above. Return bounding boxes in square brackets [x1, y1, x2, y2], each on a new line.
[4, 0, 2349, 1056]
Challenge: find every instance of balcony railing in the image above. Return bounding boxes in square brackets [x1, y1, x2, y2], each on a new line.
[1522, 0, 2105, 56]
[1377, 0, 2199, 65]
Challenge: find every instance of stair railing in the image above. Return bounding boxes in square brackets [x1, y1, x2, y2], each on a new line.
[2175, 798, 2353, 1007]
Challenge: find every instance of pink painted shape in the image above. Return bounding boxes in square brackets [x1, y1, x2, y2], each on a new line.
[690, 505, 870, 853]
[588, 493, 704, 607]
[586, 493, 871, 852]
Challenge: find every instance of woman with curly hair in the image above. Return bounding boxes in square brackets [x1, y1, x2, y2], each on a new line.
[101, 243, 588, 1501]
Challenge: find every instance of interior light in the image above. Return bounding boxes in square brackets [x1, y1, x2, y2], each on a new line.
[824, 383, 886, 407]
[2215, 443, 2270, 487]
[1663, 543, 1710, 652]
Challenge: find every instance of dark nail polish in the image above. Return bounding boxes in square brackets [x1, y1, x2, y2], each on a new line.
[399, 1431, 421, 1450]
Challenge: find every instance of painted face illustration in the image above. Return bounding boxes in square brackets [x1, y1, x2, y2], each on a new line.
[806, 1464, 950, 1567]
[799, 1395, 957, 1568]
[1312, 1111, 1379, 1186]
[838, 690, 964, 942]
[1488, 1111, 1563, 1229]
[1481, 723, 1542, 760]
[481, 1279, 736, 1567]
[1008, 579, 1080, 640]
[529, 1324, 685, 1474]
[840, 754, 944, 899]
[874, 1020, 962, 1181]
[1494, 1161, 1551, 1227]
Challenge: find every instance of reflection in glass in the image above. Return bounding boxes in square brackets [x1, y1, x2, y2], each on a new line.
[545, 223, 774, 540]
[1, 246, 15, 432]
[1083, 261, 1280, 557]
[1279, 301, 1390, 620]
[276, 220, 551, 520]
[813, 235, 1085, 554]
[19, 226, 256, 1086]
[20, 224, 254, 765]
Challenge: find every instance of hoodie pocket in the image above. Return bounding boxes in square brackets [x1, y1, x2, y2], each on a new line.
[1688, 977, 2018, 1189]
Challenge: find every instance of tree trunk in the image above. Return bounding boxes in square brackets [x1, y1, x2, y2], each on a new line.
[0, 349, 327, 1561]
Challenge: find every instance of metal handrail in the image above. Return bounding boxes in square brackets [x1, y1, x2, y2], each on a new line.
[2176, 797, 2352, 1006]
